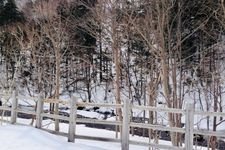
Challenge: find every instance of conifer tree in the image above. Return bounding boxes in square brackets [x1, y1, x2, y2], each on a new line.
[169, 0, 224, 65]
[0, 0, 25, 26]
[0, 0, 25, 81]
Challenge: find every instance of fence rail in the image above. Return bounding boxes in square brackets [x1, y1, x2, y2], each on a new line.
[0, 90, 225, 150]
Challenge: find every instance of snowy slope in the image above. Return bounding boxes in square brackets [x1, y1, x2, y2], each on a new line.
[0, 125, 105, 150]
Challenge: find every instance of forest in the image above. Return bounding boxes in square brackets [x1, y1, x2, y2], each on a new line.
[0, 0, 225, 149]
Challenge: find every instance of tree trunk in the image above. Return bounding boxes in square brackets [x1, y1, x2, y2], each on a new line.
[55, 47, 60, 132]
[161, 54, 177, 146]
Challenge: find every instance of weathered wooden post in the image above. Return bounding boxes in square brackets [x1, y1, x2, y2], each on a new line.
[185, 102, 194, 150]
[10, 89, 18, 124]
[35, 93, 44, 129]
[68, 96, 77, 142]
[122, 99, 130, 150]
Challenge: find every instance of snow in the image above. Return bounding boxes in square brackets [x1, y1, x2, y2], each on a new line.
[77, 110, 105, 119]
[0, 117, 209, 150]
[0, 118, 148, 150]
[0, 125, 105, 150]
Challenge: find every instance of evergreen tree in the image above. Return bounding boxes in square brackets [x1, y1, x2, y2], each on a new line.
[57, 0, 98, 101]
[0, 0, 4, 9]
[0, 0, 5, 24]
[0, 0, 25, 79]
[58, 0, 97, 61]
[169, 0, 224, 65]
[0, 0, 25, 26]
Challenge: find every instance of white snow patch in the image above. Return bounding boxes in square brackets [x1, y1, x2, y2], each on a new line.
[0, 125, 105, 150]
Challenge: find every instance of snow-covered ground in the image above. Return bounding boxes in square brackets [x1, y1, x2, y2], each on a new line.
[0, 125, 105, 150]
[0, 118, 148, 150]
[0, 117, 209, 150]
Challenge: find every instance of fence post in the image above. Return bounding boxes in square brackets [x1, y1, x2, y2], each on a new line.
[10, 89, 18, 124]
[68, 96, 77, 142]
[122, 99, 130, 150]
[185, 102, 194, 150]
[35, 93, 44, 129]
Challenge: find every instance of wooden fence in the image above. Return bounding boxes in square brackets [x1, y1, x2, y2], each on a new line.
[0, 90, 225, 150]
